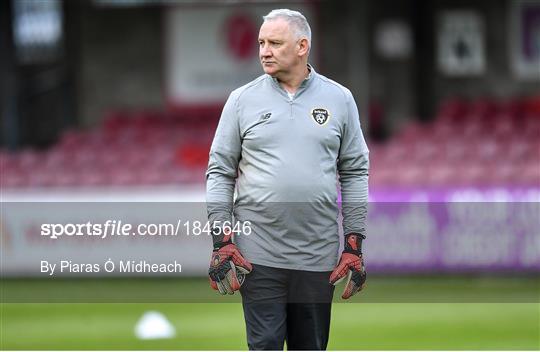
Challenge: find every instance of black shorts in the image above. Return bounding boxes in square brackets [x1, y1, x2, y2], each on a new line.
[240, 263, 335, 350]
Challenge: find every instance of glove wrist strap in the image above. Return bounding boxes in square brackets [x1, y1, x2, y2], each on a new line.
[212, 228, 233, 250]
[343, 233, 365, 256]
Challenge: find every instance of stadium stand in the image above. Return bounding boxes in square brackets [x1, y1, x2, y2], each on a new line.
[365, 96, 539, 188]
[1, 97, 539, 189]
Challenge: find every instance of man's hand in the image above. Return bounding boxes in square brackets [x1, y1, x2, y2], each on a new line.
[330, 233, 366, 299]
[208, 232, 252, 295]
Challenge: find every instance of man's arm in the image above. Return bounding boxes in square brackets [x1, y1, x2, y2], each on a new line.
[206, 91, 252, 295]
[331, 90, 369, 299]
[206, 91, 242, 244]
[338, 90, 369, 238]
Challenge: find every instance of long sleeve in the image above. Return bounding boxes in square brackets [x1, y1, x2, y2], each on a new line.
[337, 91, 370, 237]
[206, 91, 242, 237]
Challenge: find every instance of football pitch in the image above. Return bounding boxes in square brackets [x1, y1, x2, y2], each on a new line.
[1, 276, 538, 350]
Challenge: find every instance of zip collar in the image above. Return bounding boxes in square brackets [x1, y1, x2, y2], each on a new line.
[268, 64, 316, 99]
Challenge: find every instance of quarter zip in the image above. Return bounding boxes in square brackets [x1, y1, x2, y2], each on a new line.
[289, 98, 293, 119]
[267, 66, 316, 121]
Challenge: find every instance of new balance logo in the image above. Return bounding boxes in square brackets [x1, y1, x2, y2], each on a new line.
[260, 112, 272, 120]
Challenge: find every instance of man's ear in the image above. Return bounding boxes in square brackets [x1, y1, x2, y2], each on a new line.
[297, 38, 309, 56]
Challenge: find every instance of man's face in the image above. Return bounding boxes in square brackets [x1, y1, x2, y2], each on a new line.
[258, 19, 300, 77]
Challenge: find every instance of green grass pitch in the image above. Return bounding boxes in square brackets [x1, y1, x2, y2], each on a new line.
[1, 276, 538, 350]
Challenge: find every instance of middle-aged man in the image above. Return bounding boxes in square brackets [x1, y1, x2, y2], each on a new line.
[206, 8, 369, 350]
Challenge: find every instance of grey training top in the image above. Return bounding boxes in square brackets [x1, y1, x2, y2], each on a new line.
[206, 66, 369, 271]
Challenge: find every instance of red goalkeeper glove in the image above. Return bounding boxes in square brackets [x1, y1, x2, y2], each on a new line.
[330, 233, 366, 299]
[208, 231, 252, 295]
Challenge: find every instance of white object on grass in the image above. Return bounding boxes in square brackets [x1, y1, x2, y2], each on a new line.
[134, 311, 176, 340]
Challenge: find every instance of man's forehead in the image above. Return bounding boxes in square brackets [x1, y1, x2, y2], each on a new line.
[259, 18, 292, 38]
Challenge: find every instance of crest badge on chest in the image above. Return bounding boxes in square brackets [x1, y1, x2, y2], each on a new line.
[311, 108, 330, 126]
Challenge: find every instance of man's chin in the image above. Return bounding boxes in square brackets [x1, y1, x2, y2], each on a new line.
[262, 67, 277, 76]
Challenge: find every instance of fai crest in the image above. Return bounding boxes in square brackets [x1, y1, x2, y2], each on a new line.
[311, 108, 330, 125]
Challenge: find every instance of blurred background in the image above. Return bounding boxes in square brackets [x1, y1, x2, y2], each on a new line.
[1, 0, 539, 189]
[1, 0, 539, 350]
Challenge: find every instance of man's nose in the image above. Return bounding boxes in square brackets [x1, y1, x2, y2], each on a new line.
[260, 44, 272, 57]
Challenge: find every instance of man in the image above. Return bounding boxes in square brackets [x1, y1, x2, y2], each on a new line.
[206, 8, 369, 350]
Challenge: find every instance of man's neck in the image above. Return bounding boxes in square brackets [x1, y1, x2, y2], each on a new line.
[277, 64, 310, 94]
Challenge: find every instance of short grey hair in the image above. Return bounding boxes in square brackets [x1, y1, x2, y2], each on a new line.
[263, 9, 312, 47]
